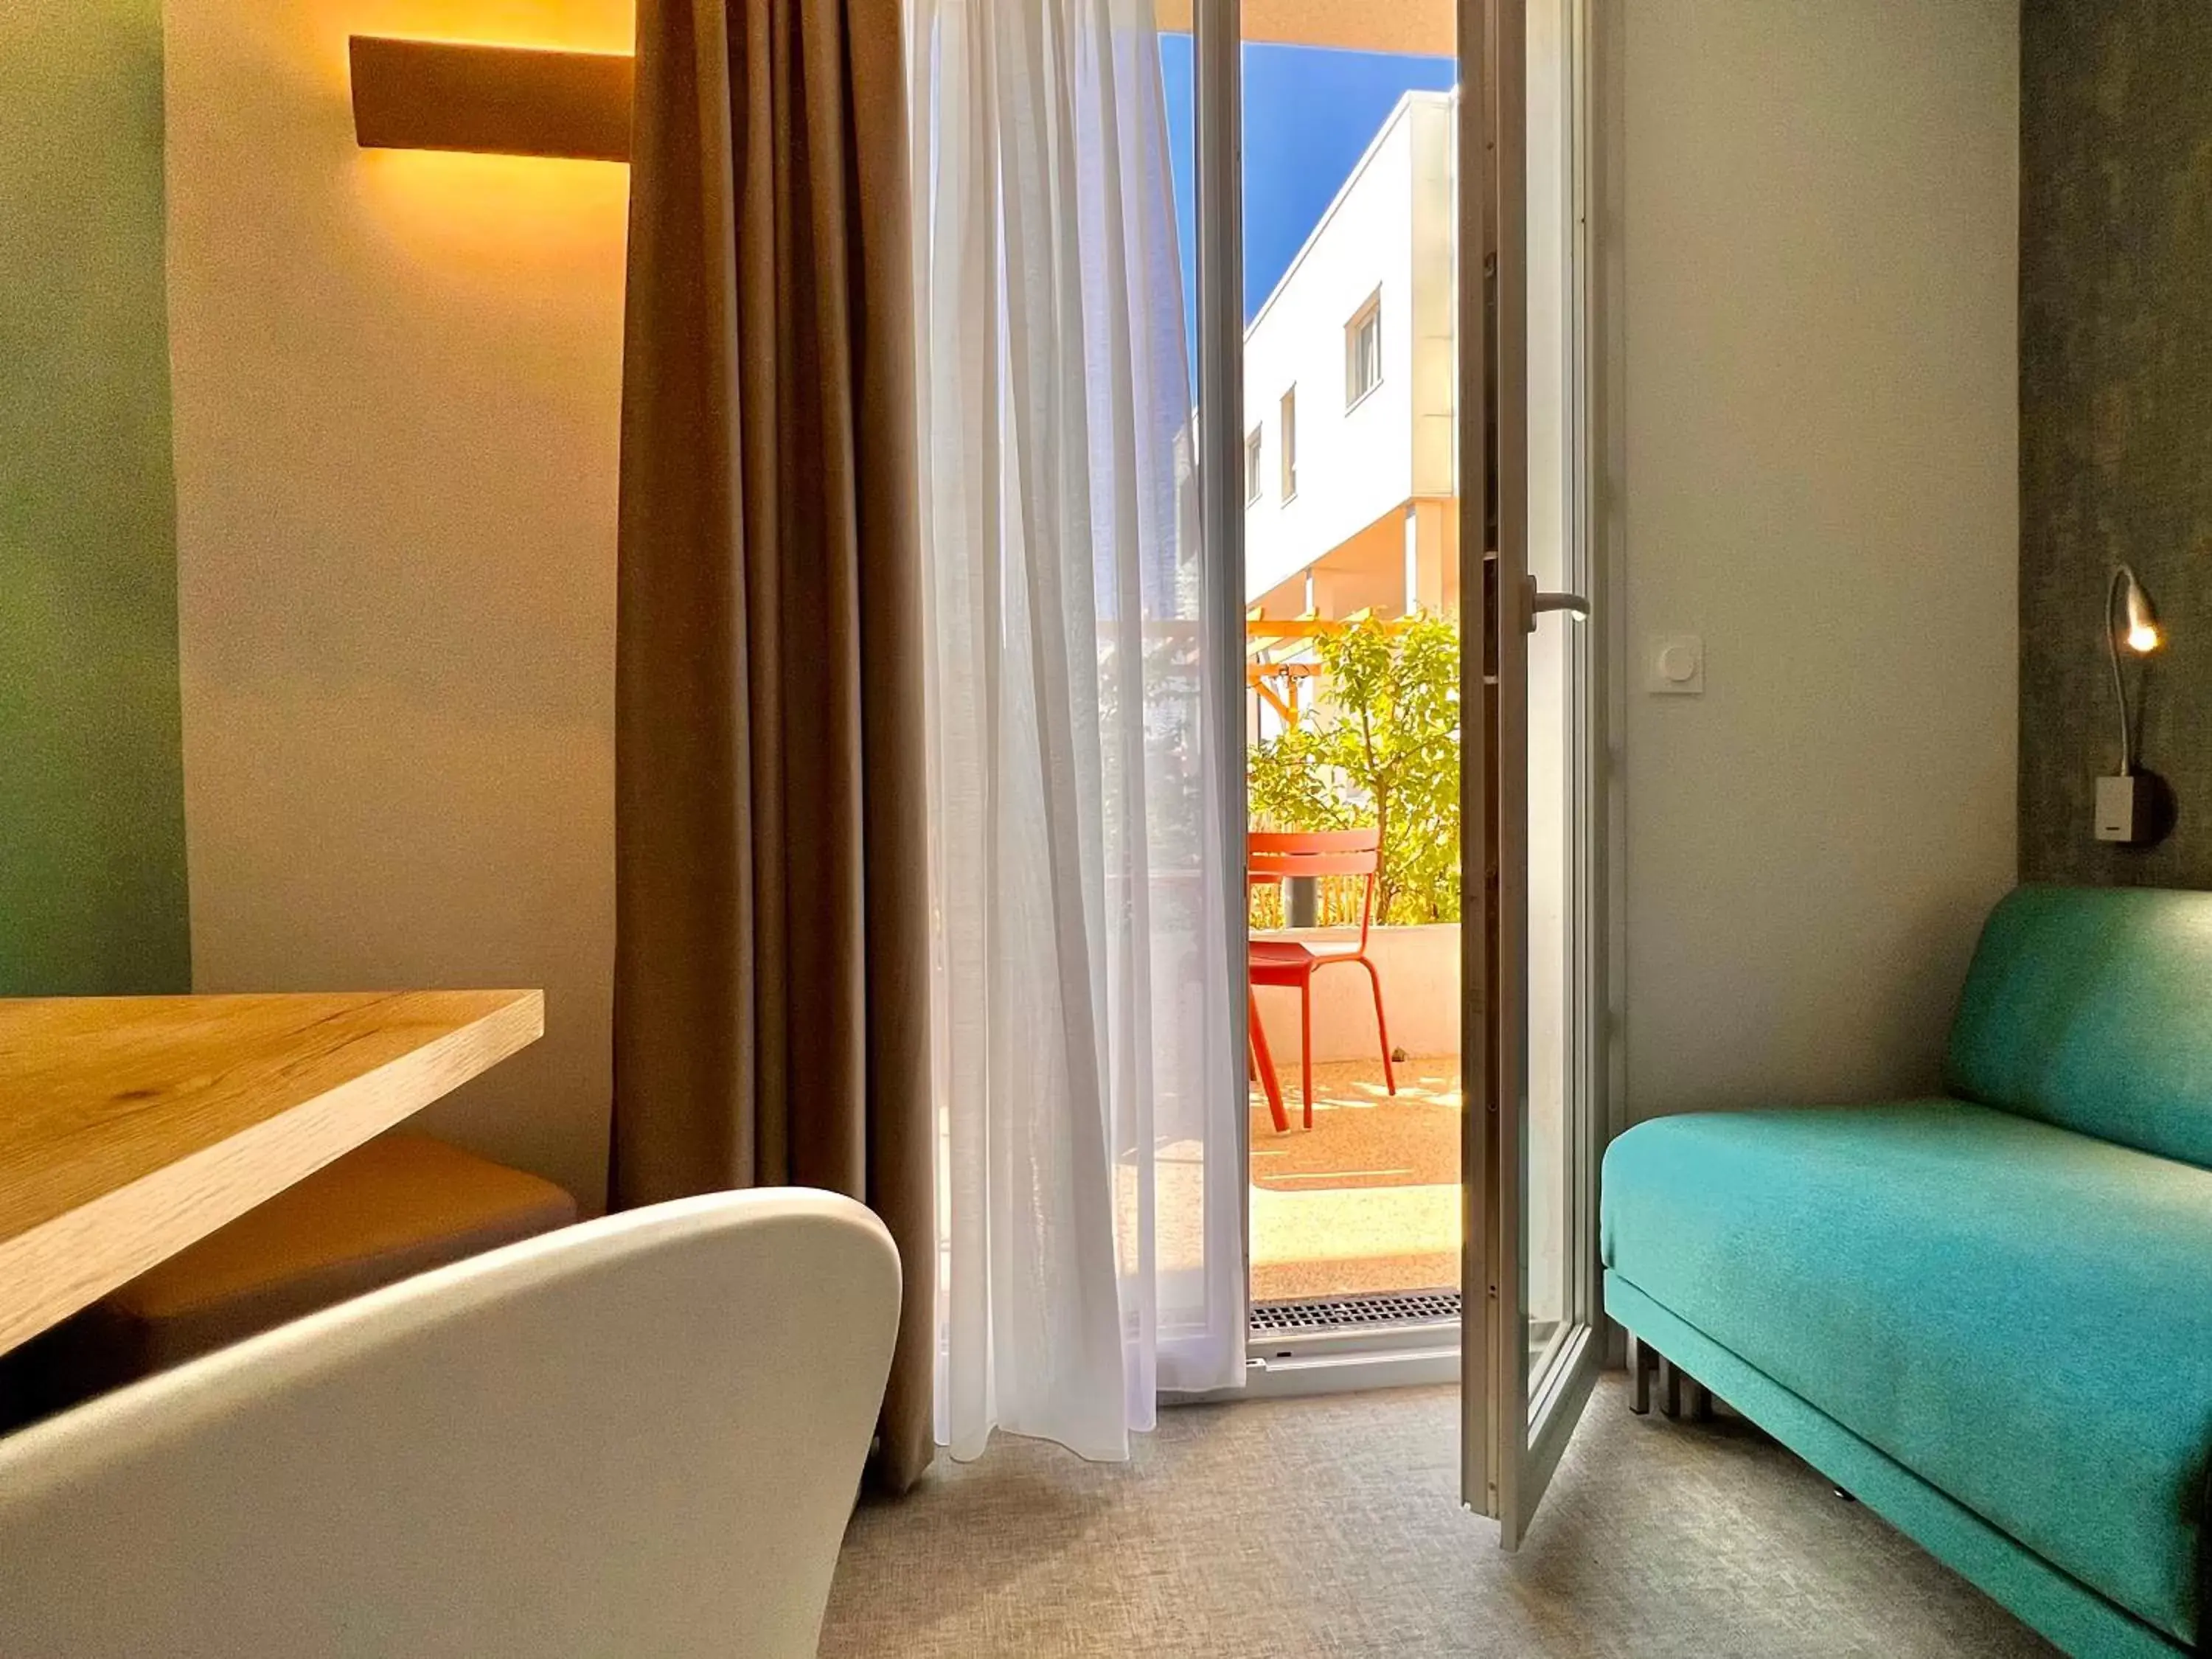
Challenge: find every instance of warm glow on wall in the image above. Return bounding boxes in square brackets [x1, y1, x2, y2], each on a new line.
[349, 1, 632, 56]
[357, 145, 630, 270]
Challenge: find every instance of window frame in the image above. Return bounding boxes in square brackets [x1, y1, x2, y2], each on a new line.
[1279, 387, 1298, 501]
[1245, 425, 1264, 504]
[1345, 291, 1383, 410]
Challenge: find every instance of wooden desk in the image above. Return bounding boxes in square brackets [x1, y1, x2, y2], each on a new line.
[0, 991, 543, 1357]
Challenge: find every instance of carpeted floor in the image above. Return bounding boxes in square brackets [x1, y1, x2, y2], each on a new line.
[821, 1377, 2056, 1658]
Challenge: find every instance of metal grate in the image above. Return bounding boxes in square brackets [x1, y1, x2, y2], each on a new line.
[1251, 1289, 1461, 1336]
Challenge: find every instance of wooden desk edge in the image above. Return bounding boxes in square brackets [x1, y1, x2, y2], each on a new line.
[0, 990, 543, 1356]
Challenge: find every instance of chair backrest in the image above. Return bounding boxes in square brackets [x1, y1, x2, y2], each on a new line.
[1248, 828, 1382, 880]
[0, 1188, 902, 1659]
[1944, 883, 2212, 1169]
[1250, 829, 1382, 941]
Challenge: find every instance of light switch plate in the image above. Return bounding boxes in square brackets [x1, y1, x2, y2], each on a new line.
[1648, 633, 1704, 695]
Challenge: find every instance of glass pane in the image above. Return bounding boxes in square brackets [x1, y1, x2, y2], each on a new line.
[1229, 21, 1463, 1315]
[1522, 0, 1585, 1405]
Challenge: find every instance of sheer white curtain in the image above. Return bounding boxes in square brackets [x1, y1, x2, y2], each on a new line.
[908, 0, 1244, 1461]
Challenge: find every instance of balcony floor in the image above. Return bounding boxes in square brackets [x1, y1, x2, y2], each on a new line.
[1248, 1053, 1461, 1304]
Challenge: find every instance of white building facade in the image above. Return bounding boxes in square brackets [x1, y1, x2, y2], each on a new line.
[1240, 91, 1458, 625]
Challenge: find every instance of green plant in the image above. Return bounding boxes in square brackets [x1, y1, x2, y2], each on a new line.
[1247, 611, 1461, 924]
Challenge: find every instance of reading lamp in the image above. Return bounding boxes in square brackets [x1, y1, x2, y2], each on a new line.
[2096, 563, 2170, 845]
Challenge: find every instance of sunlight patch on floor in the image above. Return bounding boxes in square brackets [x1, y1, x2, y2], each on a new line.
[1096, 1056, 1465, 1303]
[1249, 1054, 1462, 1302]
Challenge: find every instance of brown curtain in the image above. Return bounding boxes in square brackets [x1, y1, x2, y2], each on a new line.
[612, 0, 933, 1492]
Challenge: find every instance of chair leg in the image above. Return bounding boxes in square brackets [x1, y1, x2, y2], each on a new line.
[1360, 958, 1397, 1095]
[1299, 979, 1314, 1130]
[1627, 1333, 1652, 1415]
[1249, 987, 1287, 1135]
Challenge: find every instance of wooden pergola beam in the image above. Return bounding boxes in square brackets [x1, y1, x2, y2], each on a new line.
[1245, 616, 1419, 645]
[1153, 0, 1455, 56]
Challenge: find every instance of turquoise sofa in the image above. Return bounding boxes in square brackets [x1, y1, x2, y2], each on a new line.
[1603, 886, 2212, 1658]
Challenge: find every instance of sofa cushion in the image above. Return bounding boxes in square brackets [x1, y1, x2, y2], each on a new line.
[1601, 1101, 2212, 1644]
[1946, 884, 2212, 1169]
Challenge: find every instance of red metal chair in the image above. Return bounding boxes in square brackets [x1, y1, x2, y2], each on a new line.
[1248, 830, 1397, 1130]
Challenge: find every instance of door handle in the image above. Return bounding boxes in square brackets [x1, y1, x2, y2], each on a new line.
[1521, 573, 1591, 632]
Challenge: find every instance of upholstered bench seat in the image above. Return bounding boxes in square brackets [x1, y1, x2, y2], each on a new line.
[72, 1134, 577, 1383]
[1601, 886, 2212, 1657]
[1604, 1100, 2212, 1649]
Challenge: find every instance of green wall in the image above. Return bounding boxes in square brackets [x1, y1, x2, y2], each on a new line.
[1, 0, 190, 992]
[2020, 2, 2212, 887]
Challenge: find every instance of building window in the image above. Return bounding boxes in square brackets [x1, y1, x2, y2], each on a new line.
[1279, 388, 1297, 501]
[1345, 293, 1382, 408]
[1245, 427, 1263, 504]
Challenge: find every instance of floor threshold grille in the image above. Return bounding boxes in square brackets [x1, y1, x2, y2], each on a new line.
[1251, 1289, 1461, 1337]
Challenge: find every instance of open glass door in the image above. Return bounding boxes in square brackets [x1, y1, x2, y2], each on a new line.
[1459, 0, 1604, 1545]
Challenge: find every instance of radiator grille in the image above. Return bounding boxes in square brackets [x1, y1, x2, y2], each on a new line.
[1250, 1289, 1461, 1336]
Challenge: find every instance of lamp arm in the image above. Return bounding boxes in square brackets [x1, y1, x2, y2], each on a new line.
[2107, 565, 2135, 777]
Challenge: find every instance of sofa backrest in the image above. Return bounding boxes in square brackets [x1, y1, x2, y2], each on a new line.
[1945, 883, 2212, 1169]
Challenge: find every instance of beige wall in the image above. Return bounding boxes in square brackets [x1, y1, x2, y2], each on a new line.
[165, 0, 630, 1208]
[1615, 0, 2020, 1120]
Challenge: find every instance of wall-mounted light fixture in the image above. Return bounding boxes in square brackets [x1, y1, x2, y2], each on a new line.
[2095, 563, 2172, 846]
[349, 36, 634, 163]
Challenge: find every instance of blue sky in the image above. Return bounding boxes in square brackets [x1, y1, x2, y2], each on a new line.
[1158, 37, 1458, 382]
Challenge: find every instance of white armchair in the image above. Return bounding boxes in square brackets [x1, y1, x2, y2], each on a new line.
[0, 1187, 901, 1658]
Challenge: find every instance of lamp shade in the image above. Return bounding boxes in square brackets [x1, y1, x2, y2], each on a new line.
[2118, 567, 2162, 655]
[349, 37, 634, 162]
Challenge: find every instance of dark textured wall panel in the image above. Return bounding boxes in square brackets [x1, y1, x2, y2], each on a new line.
[2020, 1, 2212, 886]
